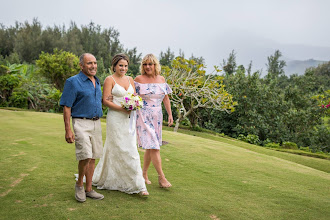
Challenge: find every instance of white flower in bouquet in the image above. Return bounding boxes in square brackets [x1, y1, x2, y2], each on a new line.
[121, 93, 143, 110]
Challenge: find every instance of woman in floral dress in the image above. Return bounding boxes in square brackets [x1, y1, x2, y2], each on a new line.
[134, 54, 173, 188]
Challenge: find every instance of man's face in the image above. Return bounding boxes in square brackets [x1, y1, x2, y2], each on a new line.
[80, 54, 97, 77]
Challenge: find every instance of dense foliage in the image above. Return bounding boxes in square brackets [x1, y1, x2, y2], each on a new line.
[0, 19, 141, 77]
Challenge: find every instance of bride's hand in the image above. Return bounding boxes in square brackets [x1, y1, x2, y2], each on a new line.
[122, 109, 131, 115]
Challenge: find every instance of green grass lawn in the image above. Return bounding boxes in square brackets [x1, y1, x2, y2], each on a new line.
[1, 109, 330, 220]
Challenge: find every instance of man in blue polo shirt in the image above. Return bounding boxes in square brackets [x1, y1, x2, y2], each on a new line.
[60, 53, 104, 202]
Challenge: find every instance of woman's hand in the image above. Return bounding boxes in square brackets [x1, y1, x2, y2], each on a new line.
[122, 108, 131, 115]
[168, 115, 173, 127]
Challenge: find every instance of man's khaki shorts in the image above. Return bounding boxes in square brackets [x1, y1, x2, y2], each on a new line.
[72, 118, 103, 161]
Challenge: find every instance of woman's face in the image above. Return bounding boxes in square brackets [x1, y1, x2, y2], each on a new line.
[114, 59, 128, 75]
[143, 60, 155, 75]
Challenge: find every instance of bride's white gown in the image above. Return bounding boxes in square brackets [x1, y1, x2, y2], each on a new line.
[92, 80, 147, 194]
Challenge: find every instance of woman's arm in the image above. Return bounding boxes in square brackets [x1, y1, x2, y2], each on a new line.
[103, 76, 130, 114]
[160, 76, 173, 126]
[163, 95, 173, 126]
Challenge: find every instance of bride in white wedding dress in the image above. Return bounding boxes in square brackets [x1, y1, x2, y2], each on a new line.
[92, 54, 148, 196]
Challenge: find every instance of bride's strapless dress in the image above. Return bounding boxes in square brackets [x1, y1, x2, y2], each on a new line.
[92, 82, 147, 194]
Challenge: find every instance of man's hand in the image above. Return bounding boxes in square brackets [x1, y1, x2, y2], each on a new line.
[65, 129, 75, 143]
[106, 95, 113, 102]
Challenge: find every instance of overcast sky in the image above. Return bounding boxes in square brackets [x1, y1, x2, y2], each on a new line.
[1, 0, 330, 73]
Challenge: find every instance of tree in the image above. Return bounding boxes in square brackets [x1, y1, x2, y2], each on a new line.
[36, 49, 80, 91]
[62, 22, 84, 56]
[266, 50, 286, 80]
[14, 19, 43, 63]
[0, 24, 17, 58]
[222, 50, 237, 75]
[305, 61, 330, 91]
[125, 47, 142, 77]
[159, 47, 175, 67]
[313, 90, 330, 116]
[163, 57, 237, 132]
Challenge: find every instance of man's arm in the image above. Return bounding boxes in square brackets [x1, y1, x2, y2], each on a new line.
[63, 106, 75, 143]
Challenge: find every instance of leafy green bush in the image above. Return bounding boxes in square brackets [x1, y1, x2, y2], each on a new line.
[246, 134, 260, 145]
[237, 134, 246, 142]
[310, 125, 330, 153]
[261, 138, 272, 146]
[237, 134, 260, 145]
[191, 125, 203, 132]
[203, 121, 222, 133]
[0, 65, 9, 75]
[36, 49, 80, 91]
[299, 146, 311, 152]
[0, 74, 21, 106]
[281, 141, 298, 150]
[265, 143, 280, 148]
[9, 90, 29, 108]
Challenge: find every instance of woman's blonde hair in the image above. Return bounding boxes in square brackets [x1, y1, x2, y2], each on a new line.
[140, 54, 161, 76]
[111, 53, 130, 73]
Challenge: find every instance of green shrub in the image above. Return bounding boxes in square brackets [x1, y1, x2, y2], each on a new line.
[0, 65, 9, 75]
[246, 134, 260, 145]
[9, 90, 29, 108]
[0, 74, 21, 105]
[281, 141, 298, 150]
[36, 49, 80, 91]
[299, 146, 311, 152]
[191, 125, 203, 132]
[261, 138, 272, 146]
[237, 134, 260, 145]
[237, 134, 246, 142]
[265, 143, 280, 148]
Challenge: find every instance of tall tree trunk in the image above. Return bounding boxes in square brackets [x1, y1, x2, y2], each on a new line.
[174, 117, 181, 132]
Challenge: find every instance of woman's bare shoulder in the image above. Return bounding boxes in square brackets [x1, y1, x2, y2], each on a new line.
[104, 75, 115, 86]
[134, 75, 144, 83]
[128, 76, 135, 83]
[158, 75, 166, 83]
[105, 75, 114, 82]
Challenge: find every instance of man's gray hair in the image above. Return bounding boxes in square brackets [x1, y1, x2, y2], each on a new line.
[79, 53, 94, 65]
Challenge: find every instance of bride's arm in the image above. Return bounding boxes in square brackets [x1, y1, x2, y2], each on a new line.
[103, 76, 130, 114]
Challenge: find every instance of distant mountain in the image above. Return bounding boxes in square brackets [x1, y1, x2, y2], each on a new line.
[284, 59, 327, 76]
[201, 30, 330, 76]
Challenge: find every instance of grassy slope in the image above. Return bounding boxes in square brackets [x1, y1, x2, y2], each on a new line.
[0, 109, 329, 220]
[163, 127, 330, 173]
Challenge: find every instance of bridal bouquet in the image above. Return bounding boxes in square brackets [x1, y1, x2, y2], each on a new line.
[121, 93, 143, 111]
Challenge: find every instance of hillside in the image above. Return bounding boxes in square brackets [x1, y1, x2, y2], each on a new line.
[0, 109, 329, 220]
[284, 59, 327, 75]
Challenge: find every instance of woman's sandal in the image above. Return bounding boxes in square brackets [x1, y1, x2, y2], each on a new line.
[158, 175, 172, 188]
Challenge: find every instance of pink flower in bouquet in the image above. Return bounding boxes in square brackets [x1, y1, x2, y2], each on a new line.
[121, 93, 143, 111]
